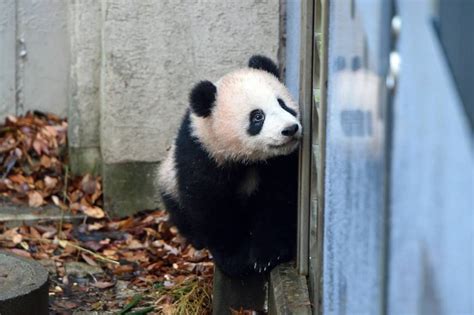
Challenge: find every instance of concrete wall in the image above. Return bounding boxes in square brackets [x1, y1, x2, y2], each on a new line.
[100, 0, 280, 164]
[1, 0, 282, 216]
[68, 0, 102, 175]
[98, 0, 281, 215]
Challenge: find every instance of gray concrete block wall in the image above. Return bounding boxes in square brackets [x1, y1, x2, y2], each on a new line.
[1, 0, 282, 216]
[100, 0, 281, 216]
[100, 0, 280, 164]
[68, 0, 102, 175]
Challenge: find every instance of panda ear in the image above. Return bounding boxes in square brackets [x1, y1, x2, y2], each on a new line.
[248, 55, 280, 79]
[189, 80, 217, 117]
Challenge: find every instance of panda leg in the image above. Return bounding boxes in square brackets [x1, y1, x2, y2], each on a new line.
[247, 204, 297, 273]
[210, 244, 254, 277]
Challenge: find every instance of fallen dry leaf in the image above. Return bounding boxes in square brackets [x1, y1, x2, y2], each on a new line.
[82, 206, 105, 219]
[91, 281, 115, 289]
[12, 233, 23, 244]
[51, 195, 68, 210]
[0, 113, 214, 314]
[44, 176, 58, 190]
[81, 253, 99, 266]
[28, 191, 44, 207]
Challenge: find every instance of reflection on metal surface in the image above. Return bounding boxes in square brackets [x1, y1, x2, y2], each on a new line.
[322, 0, 390, 314]
[387, 1, 473, 313]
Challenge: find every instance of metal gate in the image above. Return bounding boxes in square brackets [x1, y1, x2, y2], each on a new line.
[293, 0, 474, 313]
[0, 0, 69, 119]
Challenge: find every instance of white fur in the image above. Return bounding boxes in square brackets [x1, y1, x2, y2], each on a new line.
[191, 68, 301, 164]
[158, 145, 179, 200]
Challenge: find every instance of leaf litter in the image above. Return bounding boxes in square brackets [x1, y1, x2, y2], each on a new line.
[0, 112, 214, 314]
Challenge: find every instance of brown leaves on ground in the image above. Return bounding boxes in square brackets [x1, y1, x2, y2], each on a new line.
[0, 112, 214, 314]
[0, 210, 214, 314]
[0, 111, 103, 219]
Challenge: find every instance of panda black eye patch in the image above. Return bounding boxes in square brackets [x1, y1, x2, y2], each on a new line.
[247, 109, 265, 136]
[278, 98, 297, 117]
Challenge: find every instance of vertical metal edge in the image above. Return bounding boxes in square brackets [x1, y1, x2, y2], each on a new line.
[314, 0, 329, 313]
[382, 1, 397, 314]
[297, 0, 315, 276]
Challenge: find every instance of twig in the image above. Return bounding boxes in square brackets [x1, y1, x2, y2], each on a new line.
[57, 165, 69, 237]
[10, 235, 120, 265]
[57, 239, 119, 265]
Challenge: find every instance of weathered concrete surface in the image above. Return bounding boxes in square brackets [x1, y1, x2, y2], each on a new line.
[269, 262, 312, 315]
[102, 162, 162, 217]
[100, 0, 280, 164]
[69, 147, 102, 176]
[16, 0, 69, 117]
[0, 0, 16, 119]
[0, 251, 49, 315]
[212, 266, 267, 314]
[0, 198, 84, 227]
[68, 0, 102, 175]
[100, 0, 280, 215]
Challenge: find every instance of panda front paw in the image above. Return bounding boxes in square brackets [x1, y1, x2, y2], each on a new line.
[252, 255, 283, 274]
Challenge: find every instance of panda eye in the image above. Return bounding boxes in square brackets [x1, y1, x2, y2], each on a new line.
[251, 109, 265, 123]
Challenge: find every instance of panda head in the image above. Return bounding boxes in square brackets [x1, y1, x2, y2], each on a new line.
[189, 55, 302, 164]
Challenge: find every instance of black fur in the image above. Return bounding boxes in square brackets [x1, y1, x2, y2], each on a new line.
[189, 81, 217, 117]
[247, 109, 265, 136]
[278, 98, 297, 117]
[161, 110, 297, 277]
[248, 55, 280, 79]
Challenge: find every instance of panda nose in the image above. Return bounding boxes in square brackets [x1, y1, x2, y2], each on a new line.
[281, 124, 299, 137]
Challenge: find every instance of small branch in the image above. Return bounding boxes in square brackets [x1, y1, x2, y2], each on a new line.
[7, 235, 120, 265]
[57, 165, 69, 238]
[57, 239, 120, 265]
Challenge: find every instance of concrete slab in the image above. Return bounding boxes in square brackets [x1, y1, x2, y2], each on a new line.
[269, 262, 312, 315]
[0, 198, 84, 227]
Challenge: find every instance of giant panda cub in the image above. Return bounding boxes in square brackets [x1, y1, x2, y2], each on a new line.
[158, 55, 301, 277]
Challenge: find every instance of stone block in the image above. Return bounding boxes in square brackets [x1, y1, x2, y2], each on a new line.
[0, 251, 49, 315]
[268, 262, 312, 315]
[69, 147, 101, 176]
[102, 162, 162, 217]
